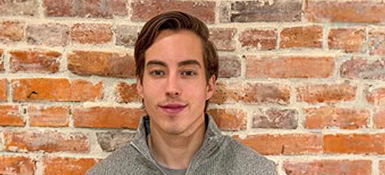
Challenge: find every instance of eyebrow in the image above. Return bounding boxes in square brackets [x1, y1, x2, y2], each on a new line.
[146, 59, 202, 68]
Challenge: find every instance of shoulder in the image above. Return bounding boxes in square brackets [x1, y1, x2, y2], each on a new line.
[86, 144, 140, 175]
[220, 136, 278, 175]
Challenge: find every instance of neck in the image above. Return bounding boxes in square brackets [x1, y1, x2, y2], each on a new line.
[147, 115, 206, 169]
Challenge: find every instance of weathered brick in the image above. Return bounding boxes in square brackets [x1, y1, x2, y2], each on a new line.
[233, 133, 322, 155]
[324, 133, 385, 154]
[207, 108, 247, 131]
[374, 109, 385, 129]
[96, 132, 136, 152]
[43, 0, 128, 18]
[228, 1, 301, 22]
[245, 56, 334, 78]
[369, 29, 385, 55]
[380, 160, 385, 175]
[0, 105, 24, 127]
[26, 23, 69, 46]
[0, 156, 35, 175]
[328, 28, 365, 53]
[0, 78, 6, 101]
[73, 106, 143, 129]
[365, 86, 385, 105]
[341, 58, 385, 81]
[131, 0, 215, 23]
[29, 105, 70, 127]
[0, 21, 24, 43]
[209, 28, 236, 51]
[4, 130, 89, 153]
[211, 82, 290, 105]
[305, 1, 385, 23]
[43, 157, 98, 175]
[252, 108, 298, 129]
[115, 25, 140, 48]
[218, 55, 241, 78]
[284, 160, 371, 175]
[0, 50, 4, 71]
[305, 106, 369, 129]
[9, 50, 61, 73]
[239, 29, 277, 50]
[116, 82, 141, 103]
[67, 51, 135, 78]
[0, 0, 38, 16]
[296, 82, 357, 103]
[71, 23, 112, 44]
[12, 78, 102, 102]
[280, 25, 322, 48]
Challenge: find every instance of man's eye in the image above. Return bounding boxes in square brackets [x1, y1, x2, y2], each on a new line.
[150, 70, 165, 76]
[181, 71, 196, 76]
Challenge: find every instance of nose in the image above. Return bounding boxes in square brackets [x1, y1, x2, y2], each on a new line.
[165, 73, 181, 97]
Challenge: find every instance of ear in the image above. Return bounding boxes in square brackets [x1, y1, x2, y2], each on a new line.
[136, 76, 144, 98]
[206, 75, 216, 100]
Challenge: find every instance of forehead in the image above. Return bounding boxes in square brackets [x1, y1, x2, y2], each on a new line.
[144, 29, 204, 66]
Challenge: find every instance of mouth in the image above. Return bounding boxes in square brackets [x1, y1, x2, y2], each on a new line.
[159, 103, 188, 115]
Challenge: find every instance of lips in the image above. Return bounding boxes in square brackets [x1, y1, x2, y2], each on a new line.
[159, 103, 187, 115]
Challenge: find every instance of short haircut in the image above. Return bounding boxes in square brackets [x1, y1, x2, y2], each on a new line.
[134, 11, 219, 111]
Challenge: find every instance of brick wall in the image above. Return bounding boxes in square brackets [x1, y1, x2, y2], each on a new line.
[1, 0, 385, 174]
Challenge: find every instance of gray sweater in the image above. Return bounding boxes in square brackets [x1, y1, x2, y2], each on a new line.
[86, 114, 277, 175]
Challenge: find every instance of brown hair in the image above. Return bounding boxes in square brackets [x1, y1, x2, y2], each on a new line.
[134, 11, 219, 111]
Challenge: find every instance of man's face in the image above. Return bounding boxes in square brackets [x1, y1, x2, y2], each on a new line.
[137, 29, 216, 136]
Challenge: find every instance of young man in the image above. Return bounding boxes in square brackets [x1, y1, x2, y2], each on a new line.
[87, 11, 277, 175]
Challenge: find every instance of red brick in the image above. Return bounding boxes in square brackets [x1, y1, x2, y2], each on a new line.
[0, 50, 4, 71]
[71, 23, 112, 44]
[211, 82, 290, 105]
[369, 28, 385, 55]
[26, 23, 69, 46]
[97, 132, 136, 152]
[9, 50, 61, 73]
[0, 0, 38, 16]
[280, 25, 322, 48]
[284, 160, 371, 175]
[0, 156, 35, 175]
[328, 28, 365, 53]
[43, 0, 127, 18]
[207, 108, 246, 131]
[246, 56, 334, 78]
[380, 160, 385, 175]
[218, 55, 241, 78]
[341, 58, 385, 81]
[0, 21, 24, 43]
[131, 0, 215, 24]
[29, 105, 70, 127]
[239, 29, 277, 50]
[296, 82, 357, 103]
[67, 51, 135, 78]
[73, 106, 143, 129]
[324, 133, 385, 154]
[252, 108, 298, 129]
[0, 105, 24, 127]
[374, 109, 385, 129]
[209, 28, 236, 51]
[4, 130, 89, 153]
[116, 82, 141, 103]
[115, 25, 140, 48]
[366, 86, 385, 105]
[233, 133, 322, 155]
[305, 1, 385, 23]
[0, 78, 6, 101]
[228, 1, 301, 22]
[12, 78, 102, 102]
[43, 157, 98, 175]
[305, 106, 369, 129]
